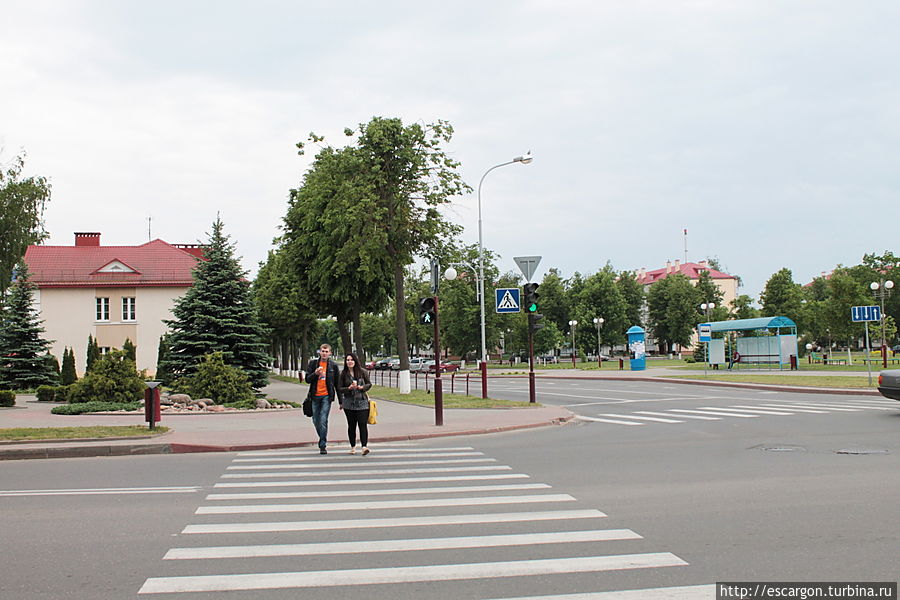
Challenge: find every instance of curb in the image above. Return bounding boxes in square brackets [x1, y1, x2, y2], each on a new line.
[0, 414, 575, 461]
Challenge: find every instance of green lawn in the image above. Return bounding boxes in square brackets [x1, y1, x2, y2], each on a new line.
[0, 425, 169, 441]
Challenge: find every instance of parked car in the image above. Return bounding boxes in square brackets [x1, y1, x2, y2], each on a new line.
[427, 360, 459, 373]
[409, 357, 430, 372]
[374, 358, 395, 370]
[877, 370, 900, 400]
[365, 360, 377, 370]
[387, 358, 402, 370]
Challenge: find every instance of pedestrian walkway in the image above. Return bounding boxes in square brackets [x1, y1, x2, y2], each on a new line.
[0, 379, 572, 461]
[138, 443, 711, 598]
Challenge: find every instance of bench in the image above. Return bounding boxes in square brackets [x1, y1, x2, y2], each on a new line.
[861, 357, 900, 365]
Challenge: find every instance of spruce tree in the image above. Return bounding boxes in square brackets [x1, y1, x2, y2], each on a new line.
[86, 334, 100, 372]
[159, 217, 270, 389]
[0, 263, 57, 389]
[60, 347, 77, 385]
[155, 335, 172, 384]
[122, 338, 136, 362]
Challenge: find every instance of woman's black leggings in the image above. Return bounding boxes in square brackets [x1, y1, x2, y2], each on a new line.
[344, 408, 369, 447]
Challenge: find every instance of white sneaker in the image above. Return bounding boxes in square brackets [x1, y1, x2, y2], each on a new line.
[362, 447, 370, 455]
[349, 447, 357, 455]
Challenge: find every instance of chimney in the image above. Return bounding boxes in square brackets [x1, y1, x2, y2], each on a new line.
[75, 232, 101, 247]
[666, 260, 672, 274]
[674, 259, 681, 271]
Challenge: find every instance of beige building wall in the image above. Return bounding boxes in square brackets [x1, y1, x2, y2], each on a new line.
[36, 286, 188, 376]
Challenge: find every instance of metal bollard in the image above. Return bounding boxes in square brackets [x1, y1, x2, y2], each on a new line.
[144, 381, 161, 430]
[618, 358, 624, 370]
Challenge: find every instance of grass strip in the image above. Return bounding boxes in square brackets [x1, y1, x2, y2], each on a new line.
[0, 425, 170, 441]
[664, 374, 876, 388]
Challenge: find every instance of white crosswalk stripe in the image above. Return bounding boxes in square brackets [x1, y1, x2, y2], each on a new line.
[140, 444, 695, 596]
[481, 584, 717, 599]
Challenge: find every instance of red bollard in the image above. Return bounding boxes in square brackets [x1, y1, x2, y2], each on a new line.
[618, 358, 624, 370]
[144, 382, 161, 430]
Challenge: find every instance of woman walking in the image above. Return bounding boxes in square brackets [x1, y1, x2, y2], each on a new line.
[337, 352, 372, 455]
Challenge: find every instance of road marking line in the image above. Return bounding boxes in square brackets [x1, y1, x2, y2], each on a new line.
[669, 409, 758, 418]
[195, 493, 575, 515]
[755, 404, 829, 413]
[720, 406, 795, 415]
[634, 411, 720, 421]
[771, 403, 861, 411]
[164, 529, 642, 560]
[0, 486, 201, 497]
[206, 483, 551, 500]
[795, 402, 895, 411]
[226, 458, 495, 470]
[232, 452, 485, 462]
[219, 465, 512, 478]
[597, 413, 683, 423]
[575, 416, 644, 426]
[182, 509, 607, 534]
[214, 473, 530, 488]
[238, 446, 473, 456]
[139, 553, 686, 593]
[698, 406, 789, 416]
[481, 583, 717, 599]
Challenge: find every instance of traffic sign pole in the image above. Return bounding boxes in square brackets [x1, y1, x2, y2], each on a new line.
[432, 295, 443, 426]
[865, 321, 872, 387]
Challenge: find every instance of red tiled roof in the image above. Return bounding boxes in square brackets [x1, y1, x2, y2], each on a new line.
[24, 239, 200, 288]
[636, 261, 735, 285]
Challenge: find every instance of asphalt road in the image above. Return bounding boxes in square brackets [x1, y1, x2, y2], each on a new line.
[1, 381, 897, 599]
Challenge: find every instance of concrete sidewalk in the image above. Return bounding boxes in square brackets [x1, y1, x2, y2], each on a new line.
[0, 379, 572, 461]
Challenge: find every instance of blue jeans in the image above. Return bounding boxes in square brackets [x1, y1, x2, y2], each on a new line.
[311, 395, 331, 449]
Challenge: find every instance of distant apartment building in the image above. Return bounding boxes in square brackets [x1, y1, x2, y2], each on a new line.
[24, 232, 202, 376]
[635, 259, 740, 353]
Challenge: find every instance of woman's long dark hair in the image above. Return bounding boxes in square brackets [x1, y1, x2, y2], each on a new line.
[342, 352, 364, 382]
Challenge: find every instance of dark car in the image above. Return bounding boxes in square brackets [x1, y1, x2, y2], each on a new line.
[877, 370, 900, 400]
[374, 358, 394, 370]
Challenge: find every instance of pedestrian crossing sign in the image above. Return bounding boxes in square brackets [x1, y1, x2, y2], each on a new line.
[495, 288, 521, 313]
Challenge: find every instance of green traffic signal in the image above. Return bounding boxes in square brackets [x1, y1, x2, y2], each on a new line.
[419, 297, 436, 325]
[523, 282, 540, 312]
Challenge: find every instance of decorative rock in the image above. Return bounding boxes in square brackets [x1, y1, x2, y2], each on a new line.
[159, 396, 174, 406]
[207, 405, 225, 412]
[169, 393, 192, 404]
[255, 399, 272, 409]
[196, 401, 207, 409]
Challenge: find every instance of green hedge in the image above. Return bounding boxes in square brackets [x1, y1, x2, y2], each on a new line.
[55, 384, 74, 402]
[0, 390, 15, 407]
[51, 401, 140, 415]
[36, 385, 57, 402]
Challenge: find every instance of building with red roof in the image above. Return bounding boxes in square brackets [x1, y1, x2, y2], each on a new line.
[24, 232, 201, 375]
[634, 259, 740, 354]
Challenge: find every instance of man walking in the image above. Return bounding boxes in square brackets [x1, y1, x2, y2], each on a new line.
[305, 344, 339, 454]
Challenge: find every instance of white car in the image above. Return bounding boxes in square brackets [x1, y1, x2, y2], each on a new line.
[408, 357, 429, 372]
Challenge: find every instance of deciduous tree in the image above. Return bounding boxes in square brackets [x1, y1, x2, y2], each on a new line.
[0, 153, 51, 296]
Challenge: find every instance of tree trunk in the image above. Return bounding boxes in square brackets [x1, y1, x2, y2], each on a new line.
[300, 325, 309, 379]
[393, 262, 410, 393]
[352, 304, 364, 362]
[336, 316, 351, 356]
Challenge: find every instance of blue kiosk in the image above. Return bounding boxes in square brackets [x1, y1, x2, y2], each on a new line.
[627, 326, 647, 371]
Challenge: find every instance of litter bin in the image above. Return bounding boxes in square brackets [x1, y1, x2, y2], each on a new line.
[144, 381, 161, 430]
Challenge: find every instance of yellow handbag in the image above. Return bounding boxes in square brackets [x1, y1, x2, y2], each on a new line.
[367, 400, 378, 425]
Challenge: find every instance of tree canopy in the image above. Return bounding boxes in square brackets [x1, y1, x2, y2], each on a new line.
[0, 153, 51, 296]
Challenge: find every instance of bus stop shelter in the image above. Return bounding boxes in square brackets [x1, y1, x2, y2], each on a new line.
[702, 316, 799, 370]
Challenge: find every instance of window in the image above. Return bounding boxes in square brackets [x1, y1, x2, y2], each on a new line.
[99, 347, 111, 355]
[122, 297, 136, 321]
[96, 297, 110, 321]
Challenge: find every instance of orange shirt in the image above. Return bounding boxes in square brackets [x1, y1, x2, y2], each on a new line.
[316, 360, 328, 396]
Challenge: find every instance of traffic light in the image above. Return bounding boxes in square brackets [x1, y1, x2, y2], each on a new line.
[419, 297, 436, 325]
[528, 311, 544, 334]
[523, 282, 540, 313]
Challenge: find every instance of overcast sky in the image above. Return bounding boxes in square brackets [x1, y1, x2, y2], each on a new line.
[3, 1, 898, 302]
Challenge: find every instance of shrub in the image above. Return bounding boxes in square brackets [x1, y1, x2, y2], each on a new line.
[0, 390, 15, 407]
[177, 352, 254, 405]
[51, 401, 140, 415]
[68, 350, 145, 404]
[36, 385, 57, 402]
[55, 384, 74, 402]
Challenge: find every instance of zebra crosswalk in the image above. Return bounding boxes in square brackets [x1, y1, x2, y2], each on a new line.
[138, 444, 708, 598]
[574, 397, 899, 427]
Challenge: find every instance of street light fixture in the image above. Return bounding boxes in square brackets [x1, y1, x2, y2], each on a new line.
[568, 319, 578, 367]
[593, 317, 605, 368]
[870, 279, 894, 368]
[476, 152, 534, 373]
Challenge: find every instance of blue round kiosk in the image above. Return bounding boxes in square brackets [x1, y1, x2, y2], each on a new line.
[626, 326, 647, 371]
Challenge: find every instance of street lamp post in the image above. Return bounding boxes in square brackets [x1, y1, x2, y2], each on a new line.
[476, 152, 533, 397]
[593, 317, 605, 368]
[870, 279, 894, 368]
[700, 302, 715, 376]
[568, 320, 578, 368]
